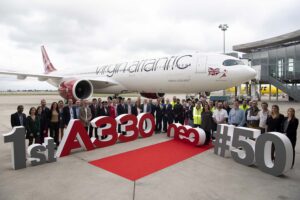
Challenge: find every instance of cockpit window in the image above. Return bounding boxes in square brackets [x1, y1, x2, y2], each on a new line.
[223, 59, 244, 66]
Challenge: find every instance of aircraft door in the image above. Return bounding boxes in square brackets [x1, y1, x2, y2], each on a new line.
[196, 55, 207, 73]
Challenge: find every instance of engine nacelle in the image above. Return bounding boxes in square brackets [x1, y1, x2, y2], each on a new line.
[140, 92, 165, 99]
[205, 92, 210, 97]
[58, 79, 93, 101]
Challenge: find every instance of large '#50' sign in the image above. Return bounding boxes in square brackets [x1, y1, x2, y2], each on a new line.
[213, 124, 293, 176]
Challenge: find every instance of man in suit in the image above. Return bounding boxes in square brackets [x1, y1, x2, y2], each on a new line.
[89, 98, 98, 138]
[117, 98, 127, 134]
[174, 98, 184, 124]
[40, 99, 50, 137]
[140, 99, 151, 113]
[40, 99, 50, 118]
[73, 100, 81, 119]
[155, 98, 163, 133]
[97, 101, 110, 139]
[79, 100, 92, 131]
[140, 99, 152, 129]
[149, 99, 156, 117]
[98, 101, 110, 116]
[185, 99, 194, 127]
[125, 98, 133, 114]
[117, 98, 127, 116]
[163, 98, 173, 132]
[11, 105, 27, 127]
[63, 99, 76, 127]
[132, 102, 138, 116]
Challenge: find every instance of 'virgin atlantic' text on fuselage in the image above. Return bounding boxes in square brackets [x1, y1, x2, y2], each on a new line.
[95, 55, 192, 77]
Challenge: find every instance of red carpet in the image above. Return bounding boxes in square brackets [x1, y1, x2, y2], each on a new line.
[89, 140, 213, 181]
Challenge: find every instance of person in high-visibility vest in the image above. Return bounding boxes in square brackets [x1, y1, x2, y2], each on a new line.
[193, 102, 202, 128]
[239, 100, 249, 111]
[171, 96, 177, 109]
[208, 100, 216, 112]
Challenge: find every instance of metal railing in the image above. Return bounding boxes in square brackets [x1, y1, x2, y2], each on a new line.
[268, 75, 300, 101]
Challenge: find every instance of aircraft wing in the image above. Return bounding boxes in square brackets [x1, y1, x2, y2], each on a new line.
[0, 70, 62, 82]
[0, 70, 118, 89]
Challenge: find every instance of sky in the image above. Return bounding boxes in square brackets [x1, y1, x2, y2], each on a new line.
[0, 0, 299, 90]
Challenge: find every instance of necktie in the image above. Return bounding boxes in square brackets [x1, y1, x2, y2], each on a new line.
[19, 115, 23, 126]
[85, 108, 87, 121]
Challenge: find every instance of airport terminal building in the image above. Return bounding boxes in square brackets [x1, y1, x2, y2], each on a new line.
[233, 30, 300, 101]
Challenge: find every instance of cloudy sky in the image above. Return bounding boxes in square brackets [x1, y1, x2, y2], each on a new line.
[0, 0, 299, 90]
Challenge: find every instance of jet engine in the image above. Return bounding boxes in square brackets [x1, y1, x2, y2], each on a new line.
[58, 79, 93, 101]
[140, 93, 165, 99]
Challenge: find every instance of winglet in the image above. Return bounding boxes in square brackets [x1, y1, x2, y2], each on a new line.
[41, 45, 57, 74]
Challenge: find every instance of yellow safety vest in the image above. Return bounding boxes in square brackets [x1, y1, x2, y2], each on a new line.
[171, 101, 176, 109]
[239, 105, 249, 111]
[193, 107, 202, 125]
[210, 107, 215, 113]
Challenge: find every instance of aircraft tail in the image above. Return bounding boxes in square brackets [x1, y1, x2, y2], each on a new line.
[41, 45, 57, 74]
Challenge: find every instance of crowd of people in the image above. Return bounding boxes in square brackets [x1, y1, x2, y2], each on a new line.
[10, 96, 298, 168]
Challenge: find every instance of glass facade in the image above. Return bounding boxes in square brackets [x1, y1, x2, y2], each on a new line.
[245, 44, 300, 82]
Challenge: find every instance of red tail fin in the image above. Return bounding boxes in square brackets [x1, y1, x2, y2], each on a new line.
[41, 45, 57, 74]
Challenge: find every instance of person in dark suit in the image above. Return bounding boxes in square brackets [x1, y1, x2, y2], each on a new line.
[97, 101, 110, 139]
[40, 99, 50, 138]
[282, 108, 298, 168]
[155, 98, 163, 133]
[140, 99, 151, 113]
[173, 99, 184, 124]
[117, 98, 127, 116]
[266, 104, 285, 161]
[98, 101, 110, 116]
[11, 105, 26, 127]
[185, 99, 194, 127]
[26, 107, 40, 146]
[132, 101, 138, 116]
[36, 106, 48, 144]
[58, 100, 65, 141]
[140, 99, 152, 129]
[163, 99, 173, 132]
[201, 104, 213, 145]
[63, 99, 76, 127]
[266, 105, 284, 132]
[89, 98, 98, 138]
[125, 98, 134, 115]
[149, 99, 156, 117]
[117, 98, 127, 134]
[123, 98, 138, 116]
[73, 100, 81, 119]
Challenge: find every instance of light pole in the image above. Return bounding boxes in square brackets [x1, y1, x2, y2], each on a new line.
[219, 24, 229, 96]
[218, 24, 228, 54]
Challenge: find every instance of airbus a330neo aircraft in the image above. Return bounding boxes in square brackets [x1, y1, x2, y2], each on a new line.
[0, 46, 256, 101]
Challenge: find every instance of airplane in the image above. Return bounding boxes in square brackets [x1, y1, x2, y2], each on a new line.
[0, 46, 257, 102]
[226, 84, 283, 95]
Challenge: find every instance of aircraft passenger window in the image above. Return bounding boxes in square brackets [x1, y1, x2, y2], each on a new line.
[223, 59, 244, 66]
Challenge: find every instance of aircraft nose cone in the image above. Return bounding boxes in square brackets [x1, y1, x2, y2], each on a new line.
[248, 67, 257, 79]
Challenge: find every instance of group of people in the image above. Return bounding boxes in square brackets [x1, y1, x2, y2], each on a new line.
[10, 96, 298, 168]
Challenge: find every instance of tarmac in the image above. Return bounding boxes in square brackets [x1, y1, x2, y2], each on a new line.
[0, 95, 299, 200]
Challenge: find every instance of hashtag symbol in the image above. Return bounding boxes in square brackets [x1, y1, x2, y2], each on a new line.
[213, 125, 231, 157]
